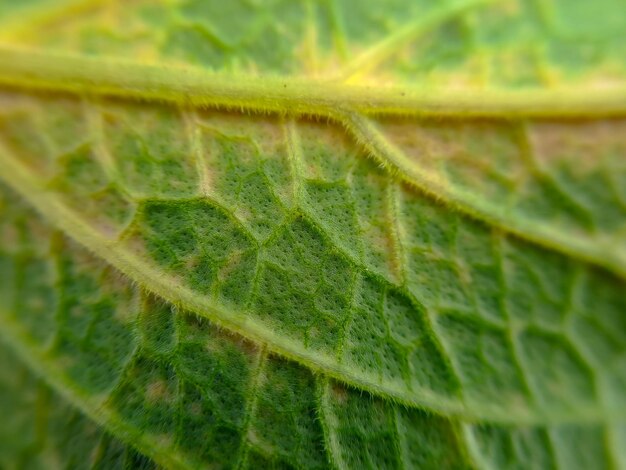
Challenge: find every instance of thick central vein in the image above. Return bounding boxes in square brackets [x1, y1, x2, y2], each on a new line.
[0, 45, 625, 118]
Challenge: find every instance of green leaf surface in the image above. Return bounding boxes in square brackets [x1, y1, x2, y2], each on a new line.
[0, 0, 624, 468]
[1, 186, 623, 469]
[0, 344, 158, 470]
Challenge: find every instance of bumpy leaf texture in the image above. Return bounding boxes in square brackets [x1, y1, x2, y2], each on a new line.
[0, 0, 624, 468]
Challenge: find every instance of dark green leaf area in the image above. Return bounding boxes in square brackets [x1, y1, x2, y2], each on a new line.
[0, 344, 159, 470]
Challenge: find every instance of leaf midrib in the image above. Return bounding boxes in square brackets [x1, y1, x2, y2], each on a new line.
[0, 45, 625, 118]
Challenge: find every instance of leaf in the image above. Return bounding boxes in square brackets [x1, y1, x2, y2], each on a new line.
[0, 188, 472, 469]
[1, 187, 622, 470]
[0, 0, 624, 468]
